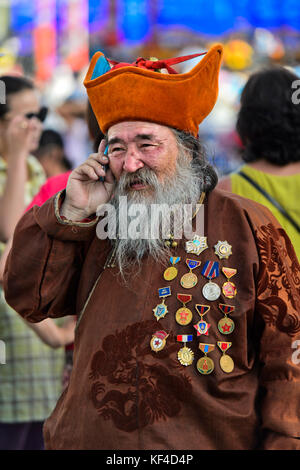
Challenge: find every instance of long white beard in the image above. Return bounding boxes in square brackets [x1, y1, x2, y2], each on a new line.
[102, 150, 203, 277]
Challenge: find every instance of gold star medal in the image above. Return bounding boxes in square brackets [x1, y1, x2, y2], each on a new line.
[177, 335, 194, 366]
[175, 294, 193, 325]
[153, 286, 171, 321]
[217, 341, 234, 373]
[163, 256, 181, 281]
[214, 240, 232, 259]
[150, 331, 169, 353]
[218, 304, 235, 335]
[185, 235, 208, 256]
[197, 343, 215, 375]
[222, 267, 237, 298]
[180, 259, 201, 289]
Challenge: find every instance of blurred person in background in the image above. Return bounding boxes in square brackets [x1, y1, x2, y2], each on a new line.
[33, 129, 72, 179]
[218, 67, 300, 260]
[56, 94, 91, 168]
[0, 75, 75, 450]
[25, 101, 104, 212]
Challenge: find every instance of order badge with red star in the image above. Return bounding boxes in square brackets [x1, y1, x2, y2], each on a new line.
[150, 331, 169, 353]
[218, 304, 235, 335]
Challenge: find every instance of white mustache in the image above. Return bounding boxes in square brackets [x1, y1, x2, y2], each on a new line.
[118, 167, 159, 192]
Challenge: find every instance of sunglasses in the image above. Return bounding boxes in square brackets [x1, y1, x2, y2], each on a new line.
[25, 106, 48, 123]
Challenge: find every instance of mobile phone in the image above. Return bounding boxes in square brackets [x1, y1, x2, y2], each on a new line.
[99, 145, 109, 182]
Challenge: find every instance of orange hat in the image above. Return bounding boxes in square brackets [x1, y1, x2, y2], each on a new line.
[84, 43, 223, 137]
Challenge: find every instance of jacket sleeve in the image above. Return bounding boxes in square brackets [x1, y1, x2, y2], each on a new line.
[3, 191, 98, 323]
[254, 217, 300, 449]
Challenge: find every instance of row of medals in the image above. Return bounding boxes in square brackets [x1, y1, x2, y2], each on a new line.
[150, 235, 237, 375]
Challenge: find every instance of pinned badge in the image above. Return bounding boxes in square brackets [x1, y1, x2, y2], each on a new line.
[218, 304, 235, 335]
[217, 341, 234, 373]
[176, 294, 193, 325]
[163, 256, 181, 281]
[177, 335, 194, 366]
[150, 331, 169, 353]
[222, 267, 237, 298]
[193, 304, 211, 336]
[185, 235, 208, 256]
[180, 259, 201, 289]
[153, 287, 171, 321]
[197, 343, 215, 375]
[214, 241, 232, 259]
[201, 261, 221, 301]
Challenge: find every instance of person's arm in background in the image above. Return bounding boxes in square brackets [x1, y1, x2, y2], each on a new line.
[0, 236, 76, 348]
[0, 237, 12, 287]
[25, 171, 72, 212]
[0, 116, 40, 242]
[20, 315, 76, 348]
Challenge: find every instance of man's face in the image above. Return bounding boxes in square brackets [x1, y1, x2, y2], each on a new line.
[106, 121, 180, 191]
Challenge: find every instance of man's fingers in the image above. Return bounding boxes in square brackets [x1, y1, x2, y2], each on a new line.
[88, 150, 108, 165]
[77, 159, 106, 181]
[85, 159, 106, 177]
[98, 139, 107, 154]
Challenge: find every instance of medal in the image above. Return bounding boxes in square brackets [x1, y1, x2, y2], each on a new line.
[180, 259, 201, 289]
[222, 267, 237, 298]
[185, 235, 208, 256]
[163, 256, 181, 281]
[217, 341, 234, 373]
[197, 343, 215, 375]
[176, 294, 193, 325]
[153, 286, 171, 321]
[193, 304, 211, 336]
[150, 331, 169, 353]
[201, 261, 221, 301]
[218, 304, 235, 335]
[177, 335, 194, 366]
[214, 240, 232, 259]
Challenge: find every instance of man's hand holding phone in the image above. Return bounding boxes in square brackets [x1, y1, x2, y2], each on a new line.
[60, 139, 115, 221]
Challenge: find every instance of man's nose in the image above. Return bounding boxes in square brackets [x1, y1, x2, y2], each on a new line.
[122, 146, 144, 173]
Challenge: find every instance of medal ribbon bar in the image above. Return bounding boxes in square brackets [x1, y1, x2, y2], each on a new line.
[201, 261, 219, 279]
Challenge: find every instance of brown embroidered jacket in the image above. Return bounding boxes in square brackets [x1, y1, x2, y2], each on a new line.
[3, 188, 300, 450]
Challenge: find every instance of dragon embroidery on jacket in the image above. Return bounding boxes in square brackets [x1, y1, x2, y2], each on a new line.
[88, 320, 192, 432]
[255, 223, 300, 336]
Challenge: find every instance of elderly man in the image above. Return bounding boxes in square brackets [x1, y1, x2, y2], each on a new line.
[3, 45, 300, 450]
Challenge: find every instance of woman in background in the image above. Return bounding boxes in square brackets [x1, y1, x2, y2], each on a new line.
[218, 67, 300, 260]
[0, 75, 75, 450]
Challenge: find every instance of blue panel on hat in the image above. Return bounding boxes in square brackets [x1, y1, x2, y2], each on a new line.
[91, 55, 111, 80]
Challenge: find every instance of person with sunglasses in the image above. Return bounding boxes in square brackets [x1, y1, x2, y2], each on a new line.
[0, 75, 47, 241]
[0, 75, 73, 450]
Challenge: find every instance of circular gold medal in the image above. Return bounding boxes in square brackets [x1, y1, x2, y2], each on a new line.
[175, 307, 193, 326]
[220, 354, 234, 373]
[178, 347, 194, 366]
[163, 266, 178, 281]
[180, 272, 198, 289]
[196, 356, 214, 375]
[218, 317, 235, 335]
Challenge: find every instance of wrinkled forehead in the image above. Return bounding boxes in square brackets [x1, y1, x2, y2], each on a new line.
[107, 120, 176, 143]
